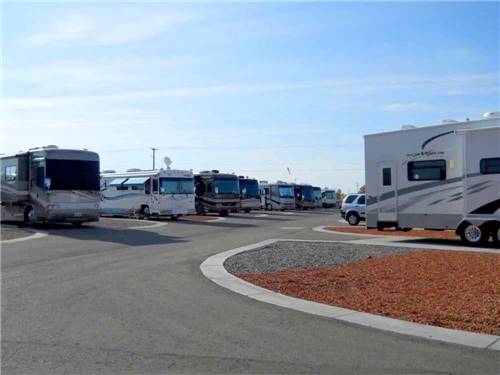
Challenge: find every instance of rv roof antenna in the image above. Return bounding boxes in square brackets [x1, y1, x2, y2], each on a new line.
[164, 157, 172, 170]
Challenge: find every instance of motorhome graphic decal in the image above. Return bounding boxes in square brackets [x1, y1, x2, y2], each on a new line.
[402, 131, 453, 164]
[470, 198, 500, 215]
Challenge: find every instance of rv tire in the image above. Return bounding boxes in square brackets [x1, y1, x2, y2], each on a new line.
[24, 206, 35, 224]
[141, 205, 150, 219]
[220, 210, 229, 217]
[346, 212, 360, 226]
[244, 208, 251, 213]
[459, 223, 487, 246]
[492, 225, 500, 244]
[266, 203, 273, 211]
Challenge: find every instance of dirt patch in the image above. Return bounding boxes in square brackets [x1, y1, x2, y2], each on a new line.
[1, 228, 33, 241]
[240, 251, 500, 335]
[326, 226, 459, 240]
[181, 215, 219, 222]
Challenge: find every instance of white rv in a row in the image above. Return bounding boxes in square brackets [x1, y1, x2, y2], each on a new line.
[100, 168, 195, 219]
[364, 113, 499, 245]
[1, 146, 101, 225]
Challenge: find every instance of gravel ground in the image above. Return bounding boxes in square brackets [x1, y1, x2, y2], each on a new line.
[1, 227, 33, 241]
[224, 240, 418, 275]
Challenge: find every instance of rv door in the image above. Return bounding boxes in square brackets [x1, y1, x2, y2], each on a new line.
[377, 162, 397, 223]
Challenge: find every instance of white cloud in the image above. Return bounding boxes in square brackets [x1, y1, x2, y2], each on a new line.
[23, 11, 189, 46]
[4, 57, 192, 90]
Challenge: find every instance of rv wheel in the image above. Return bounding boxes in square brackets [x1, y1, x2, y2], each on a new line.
[266, 203, 272, 211]
[141, 206, 150, 219]
[346, 212, 360, 226]
[493, 226, 500, 244]
[24, 206, 35, 224]
[244, 208, 251, 213]
[459, 223, 487, 245]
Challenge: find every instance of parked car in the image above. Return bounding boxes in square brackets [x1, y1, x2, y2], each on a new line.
[341, 194, 366, 225]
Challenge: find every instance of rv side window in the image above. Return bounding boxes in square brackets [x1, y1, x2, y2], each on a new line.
[5, 166, 17, 182]
[382, 168, 392, 186]
[357, 195, 365, 205]
[116, 185, 128, 191]
[408, 160, 446, 181]
[480, 158, 500, 174]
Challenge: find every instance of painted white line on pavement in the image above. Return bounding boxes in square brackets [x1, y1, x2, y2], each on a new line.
[313, 226, 378, 237]
[127, 221, 168, 230]
[254, 214, 269, 218]
[280, 227, 305, 230]
[200, 239, 500, 350]
[1, 231, 48, 244]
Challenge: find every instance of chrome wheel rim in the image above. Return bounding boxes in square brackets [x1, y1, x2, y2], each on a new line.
[464, 225, 482, 243]
[27, 208, 35, 222]
[348, 215, 357, 225]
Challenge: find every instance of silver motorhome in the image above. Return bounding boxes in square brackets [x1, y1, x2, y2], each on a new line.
[1, 146, 100, 225]
[364, 113, 500, 245]
[238, 176, 261, 213]
[259, 181, 295, 210]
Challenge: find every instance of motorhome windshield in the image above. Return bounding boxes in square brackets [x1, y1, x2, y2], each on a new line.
[278, 186, 294, 198]
[214, 179, 239, 194]
[239, 180, 259, 197]
[45, 159, 99, 191]
[160, 178, 194, 194]
[313, 188, 322, 199]
[299, 186, 314, 200]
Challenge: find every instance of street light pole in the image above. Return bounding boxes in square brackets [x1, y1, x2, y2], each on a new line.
[151, 147, 158, 170]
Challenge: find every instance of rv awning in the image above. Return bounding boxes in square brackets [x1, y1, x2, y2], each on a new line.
[108, 178, 127, 186]
[123, 177, 150, 185]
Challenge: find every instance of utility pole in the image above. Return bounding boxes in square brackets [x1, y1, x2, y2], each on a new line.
[151, 147, 158, 170]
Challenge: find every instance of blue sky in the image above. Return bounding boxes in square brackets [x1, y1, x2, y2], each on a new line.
[2, 1, 499, 192]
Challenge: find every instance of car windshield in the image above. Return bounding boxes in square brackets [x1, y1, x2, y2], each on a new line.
[240, 180, 259, 197]
[214, 179, 239, 194]
[160, 178, 194, 194]
[278, 186, 294, 198]
[45, 159, 99, 191]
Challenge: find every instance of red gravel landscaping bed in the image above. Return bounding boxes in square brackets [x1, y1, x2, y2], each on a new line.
[326, 226, 459, 240]
[239, 251, 500, 335]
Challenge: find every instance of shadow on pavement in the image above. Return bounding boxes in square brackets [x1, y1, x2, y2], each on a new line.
[30, 223, 186, 247]
[394, 237, 499, 250]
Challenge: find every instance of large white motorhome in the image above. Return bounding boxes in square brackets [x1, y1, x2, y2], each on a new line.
[0, 146, 100, 225]
[194, 170, 240, 216]
[322, 189, 337, 208]
[259, 181, 295, 210]
[100, 168, 195, 219]
[312, 186, 323, 208]
[364, 113, 500, 245]
[238, 176, 261, 213]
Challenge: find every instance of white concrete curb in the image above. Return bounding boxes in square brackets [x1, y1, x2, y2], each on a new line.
[200, 239, 500, 350]
[313, 226, 498, 254]
[1, 231, 48, 244]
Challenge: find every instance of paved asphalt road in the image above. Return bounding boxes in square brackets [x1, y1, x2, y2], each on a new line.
[2, 211, 498, 374]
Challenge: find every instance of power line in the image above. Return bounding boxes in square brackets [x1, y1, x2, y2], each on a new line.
[99, 143, 363, 153]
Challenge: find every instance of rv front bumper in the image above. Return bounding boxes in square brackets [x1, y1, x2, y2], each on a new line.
[45, 203, 100, 223]
[241, 199, 261, 210]
[46, 209, 100, 223]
